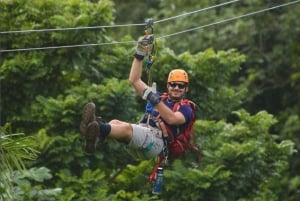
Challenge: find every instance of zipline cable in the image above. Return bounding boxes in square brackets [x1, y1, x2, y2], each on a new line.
[1, 0, 299, 53]
[0, 41, 137, 52]
[155, 0, 240, 24]
[0, 23, 145, 34]
[157, 0, 300, 40]
[0, 0, 240, 34]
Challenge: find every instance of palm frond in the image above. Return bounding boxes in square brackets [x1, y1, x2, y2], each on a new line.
[0, 125, 39, 173]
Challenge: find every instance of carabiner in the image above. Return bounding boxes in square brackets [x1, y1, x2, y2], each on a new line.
[145, 18, 154, 35]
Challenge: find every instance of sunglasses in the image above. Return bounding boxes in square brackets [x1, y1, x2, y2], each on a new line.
[168, 82, 186, 89]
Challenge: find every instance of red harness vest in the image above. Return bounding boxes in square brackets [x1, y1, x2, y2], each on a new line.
[149, 93, 201, 183]
[158, 93, 197, 158]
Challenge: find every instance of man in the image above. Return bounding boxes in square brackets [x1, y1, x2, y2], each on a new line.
[80, 35, 195, 160]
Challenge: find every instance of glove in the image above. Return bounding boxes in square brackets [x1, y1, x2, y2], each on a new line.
[142, 86, 160, 105]
[134, 34, 154, 60]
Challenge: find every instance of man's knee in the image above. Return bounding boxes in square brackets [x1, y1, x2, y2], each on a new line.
[109, 119, 122, 124]
[109, 119, 133, 134]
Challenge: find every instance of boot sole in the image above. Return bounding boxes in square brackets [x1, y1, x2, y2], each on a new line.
[85, 121, 99, 153]
[80, 102, 96, 135]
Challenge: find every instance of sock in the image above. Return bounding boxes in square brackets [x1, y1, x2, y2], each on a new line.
[99, 123, 111, 137]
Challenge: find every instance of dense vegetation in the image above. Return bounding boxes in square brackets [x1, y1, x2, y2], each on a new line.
[1, 0, 299, 200]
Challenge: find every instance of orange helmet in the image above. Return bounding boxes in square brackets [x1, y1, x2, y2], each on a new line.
[167, 69, 189, 83]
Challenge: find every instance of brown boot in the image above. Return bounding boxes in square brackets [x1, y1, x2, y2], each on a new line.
[80, 102, 96, 135]
[85, 121, 99, 153]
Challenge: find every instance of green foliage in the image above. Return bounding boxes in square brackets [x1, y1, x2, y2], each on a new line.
[0, 0, 115, 125]
[28, 78, 139, 174]
[56, 169, 109, 201]
[1, 167, 61, 201]
[1, 0, 299, 200]
[149, 47, 247, 119]
[182, 48, 247, 119]
[0, 125, 59, 201]
[0, 125, 39, 172]
[156, 110, 296, 201]
[82, 110, 295, 201]
[106, 160, 164, 201]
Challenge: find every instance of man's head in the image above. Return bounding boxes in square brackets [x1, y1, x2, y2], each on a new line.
[167, 69, 189, 101]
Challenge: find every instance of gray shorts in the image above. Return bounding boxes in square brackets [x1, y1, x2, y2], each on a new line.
[127, 123, 164, 159]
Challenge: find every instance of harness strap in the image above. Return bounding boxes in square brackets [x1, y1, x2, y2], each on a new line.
[157, 118, 168, 138]
[149, 156, 164, 183]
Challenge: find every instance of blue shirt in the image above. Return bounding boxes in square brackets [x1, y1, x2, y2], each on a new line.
[140, 99, 194, 137]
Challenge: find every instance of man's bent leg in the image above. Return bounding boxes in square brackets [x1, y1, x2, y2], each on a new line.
[84, 119, 133, 153]
[108, 119, 133, 143]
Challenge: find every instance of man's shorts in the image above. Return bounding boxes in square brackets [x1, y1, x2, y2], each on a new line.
[127, 123, 164, 159]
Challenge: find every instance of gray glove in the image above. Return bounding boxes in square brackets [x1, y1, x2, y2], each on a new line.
[135, 34, 154, 60]
[142, 86, 160, 105]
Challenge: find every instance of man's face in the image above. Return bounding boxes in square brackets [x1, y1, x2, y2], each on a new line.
[167, 82, 187, 100]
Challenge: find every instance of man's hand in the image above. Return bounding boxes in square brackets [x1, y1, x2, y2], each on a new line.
[134, 34, 154, 60]
[142, 86, 160, 105]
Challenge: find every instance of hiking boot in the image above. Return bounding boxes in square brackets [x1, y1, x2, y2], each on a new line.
[85, 121, 99, 153]
[80, 102, 96, 135]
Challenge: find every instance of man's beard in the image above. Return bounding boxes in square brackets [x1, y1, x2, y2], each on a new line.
[167, 93, 184, 102]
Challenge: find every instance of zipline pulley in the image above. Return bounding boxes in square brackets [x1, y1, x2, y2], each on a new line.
[144, 19, 156, 76]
